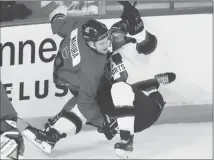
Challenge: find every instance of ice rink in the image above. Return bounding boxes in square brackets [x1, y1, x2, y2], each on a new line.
[22, 122, 212, 159]
[1, 12, 212, 159]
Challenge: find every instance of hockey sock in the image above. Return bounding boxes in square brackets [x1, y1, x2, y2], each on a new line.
[52, 117, 77, 135]
[117, 116, 135, 136]
[52, 105, 87, 135]
[111, 82, 135, 136]
[114, 106, 135, 136]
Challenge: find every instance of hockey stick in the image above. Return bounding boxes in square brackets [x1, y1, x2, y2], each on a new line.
[18, 116, 99, 132]
[118, 1, 138, 7]
[86, 122, 119, 134]
[18, 114, 110, 132]
[86, 121, 100, 128]
[133, 1, 138, 7]
[19, 117, 108, 135]
[17, 117, 34, 128]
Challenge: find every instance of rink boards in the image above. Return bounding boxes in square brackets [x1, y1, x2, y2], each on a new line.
[0, 14, 212, 119]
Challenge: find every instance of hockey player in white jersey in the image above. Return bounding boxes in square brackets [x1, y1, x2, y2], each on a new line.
[108, 4, 159, 84]
[96, 2, 176, 158]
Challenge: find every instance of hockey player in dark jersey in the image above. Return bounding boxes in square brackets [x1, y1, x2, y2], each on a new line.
[22, 4, 114, 154]
[22, 2, 175, 158]
[0, 81, 25, 159]
[39, 2, 175, 158]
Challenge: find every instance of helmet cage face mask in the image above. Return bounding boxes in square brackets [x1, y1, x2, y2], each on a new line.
[110, 20, 129, 36]
[111, 31, 126, 39]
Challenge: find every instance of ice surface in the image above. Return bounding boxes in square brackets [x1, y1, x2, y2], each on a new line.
[23, 122, 212, 159]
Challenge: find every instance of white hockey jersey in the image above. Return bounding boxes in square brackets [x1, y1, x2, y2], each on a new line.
[106, 30, 159, 85]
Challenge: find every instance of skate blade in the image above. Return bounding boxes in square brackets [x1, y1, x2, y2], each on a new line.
[22, 129, 52, 154]
[115, 149, 132, 159]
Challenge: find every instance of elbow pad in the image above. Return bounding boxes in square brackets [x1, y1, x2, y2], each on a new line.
[137, 31, 157, 55]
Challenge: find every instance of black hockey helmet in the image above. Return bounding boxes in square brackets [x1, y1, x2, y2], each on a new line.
[110, 20, 129, 35]
[82, 19, 108, 42]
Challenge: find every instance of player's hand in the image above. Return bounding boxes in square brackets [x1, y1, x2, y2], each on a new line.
[98, 115, 118, 140]
[1, 128, 25, 159]
[120, 1, 144, 35]
[120, 1, 139, 21]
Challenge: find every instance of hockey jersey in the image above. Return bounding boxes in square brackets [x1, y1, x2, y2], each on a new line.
[52, 16, 106, 125]
[105, 29, 158, 85]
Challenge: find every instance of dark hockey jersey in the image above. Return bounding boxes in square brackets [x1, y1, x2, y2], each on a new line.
[52, 16, 106, 125]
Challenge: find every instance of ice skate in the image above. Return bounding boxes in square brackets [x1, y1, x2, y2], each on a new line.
[43, 111, 63, 131]
[154, 72, 176, 85]
[114, 130, 134, 159]
[22, 125, 66, 154]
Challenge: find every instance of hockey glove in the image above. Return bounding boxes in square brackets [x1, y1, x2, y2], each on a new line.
[1, 117, 25, 159]
[119, 1, 144, 35]
[49, 4, 68, 38]
[97, 115, 118, 140]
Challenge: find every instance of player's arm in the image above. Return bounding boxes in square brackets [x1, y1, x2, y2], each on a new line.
[121, 3, 157, 55]
[134, 28, 157, 55]
[48, 2, 95, 38]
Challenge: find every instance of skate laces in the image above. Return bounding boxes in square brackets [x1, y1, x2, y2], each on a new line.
[49, 113, 61, 125]
[44, 113, 62, 131]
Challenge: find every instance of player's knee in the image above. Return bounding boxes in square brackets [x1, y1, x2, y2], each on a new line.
[111, 82, 135, 107]
[53, 105, 87, 135]
[70, 104, 87, 125]
[149, 91, 166, 110]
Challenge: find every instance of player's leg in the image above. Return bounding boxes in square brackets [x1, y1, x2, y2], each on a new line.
[132, 78, 160, 91]
[110, 81, 135, 159]
[0, 81, 25, 159]
[43, 90, 78, 130]
[41, 85, 79, 131]
[132, 72, 176, 91]
[133, 87, 166, 133]
[22, 88, 86, 154]
[23, 99, 87, 153]
[23, 86, 106, 154]
[132, 73, 175, 132]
